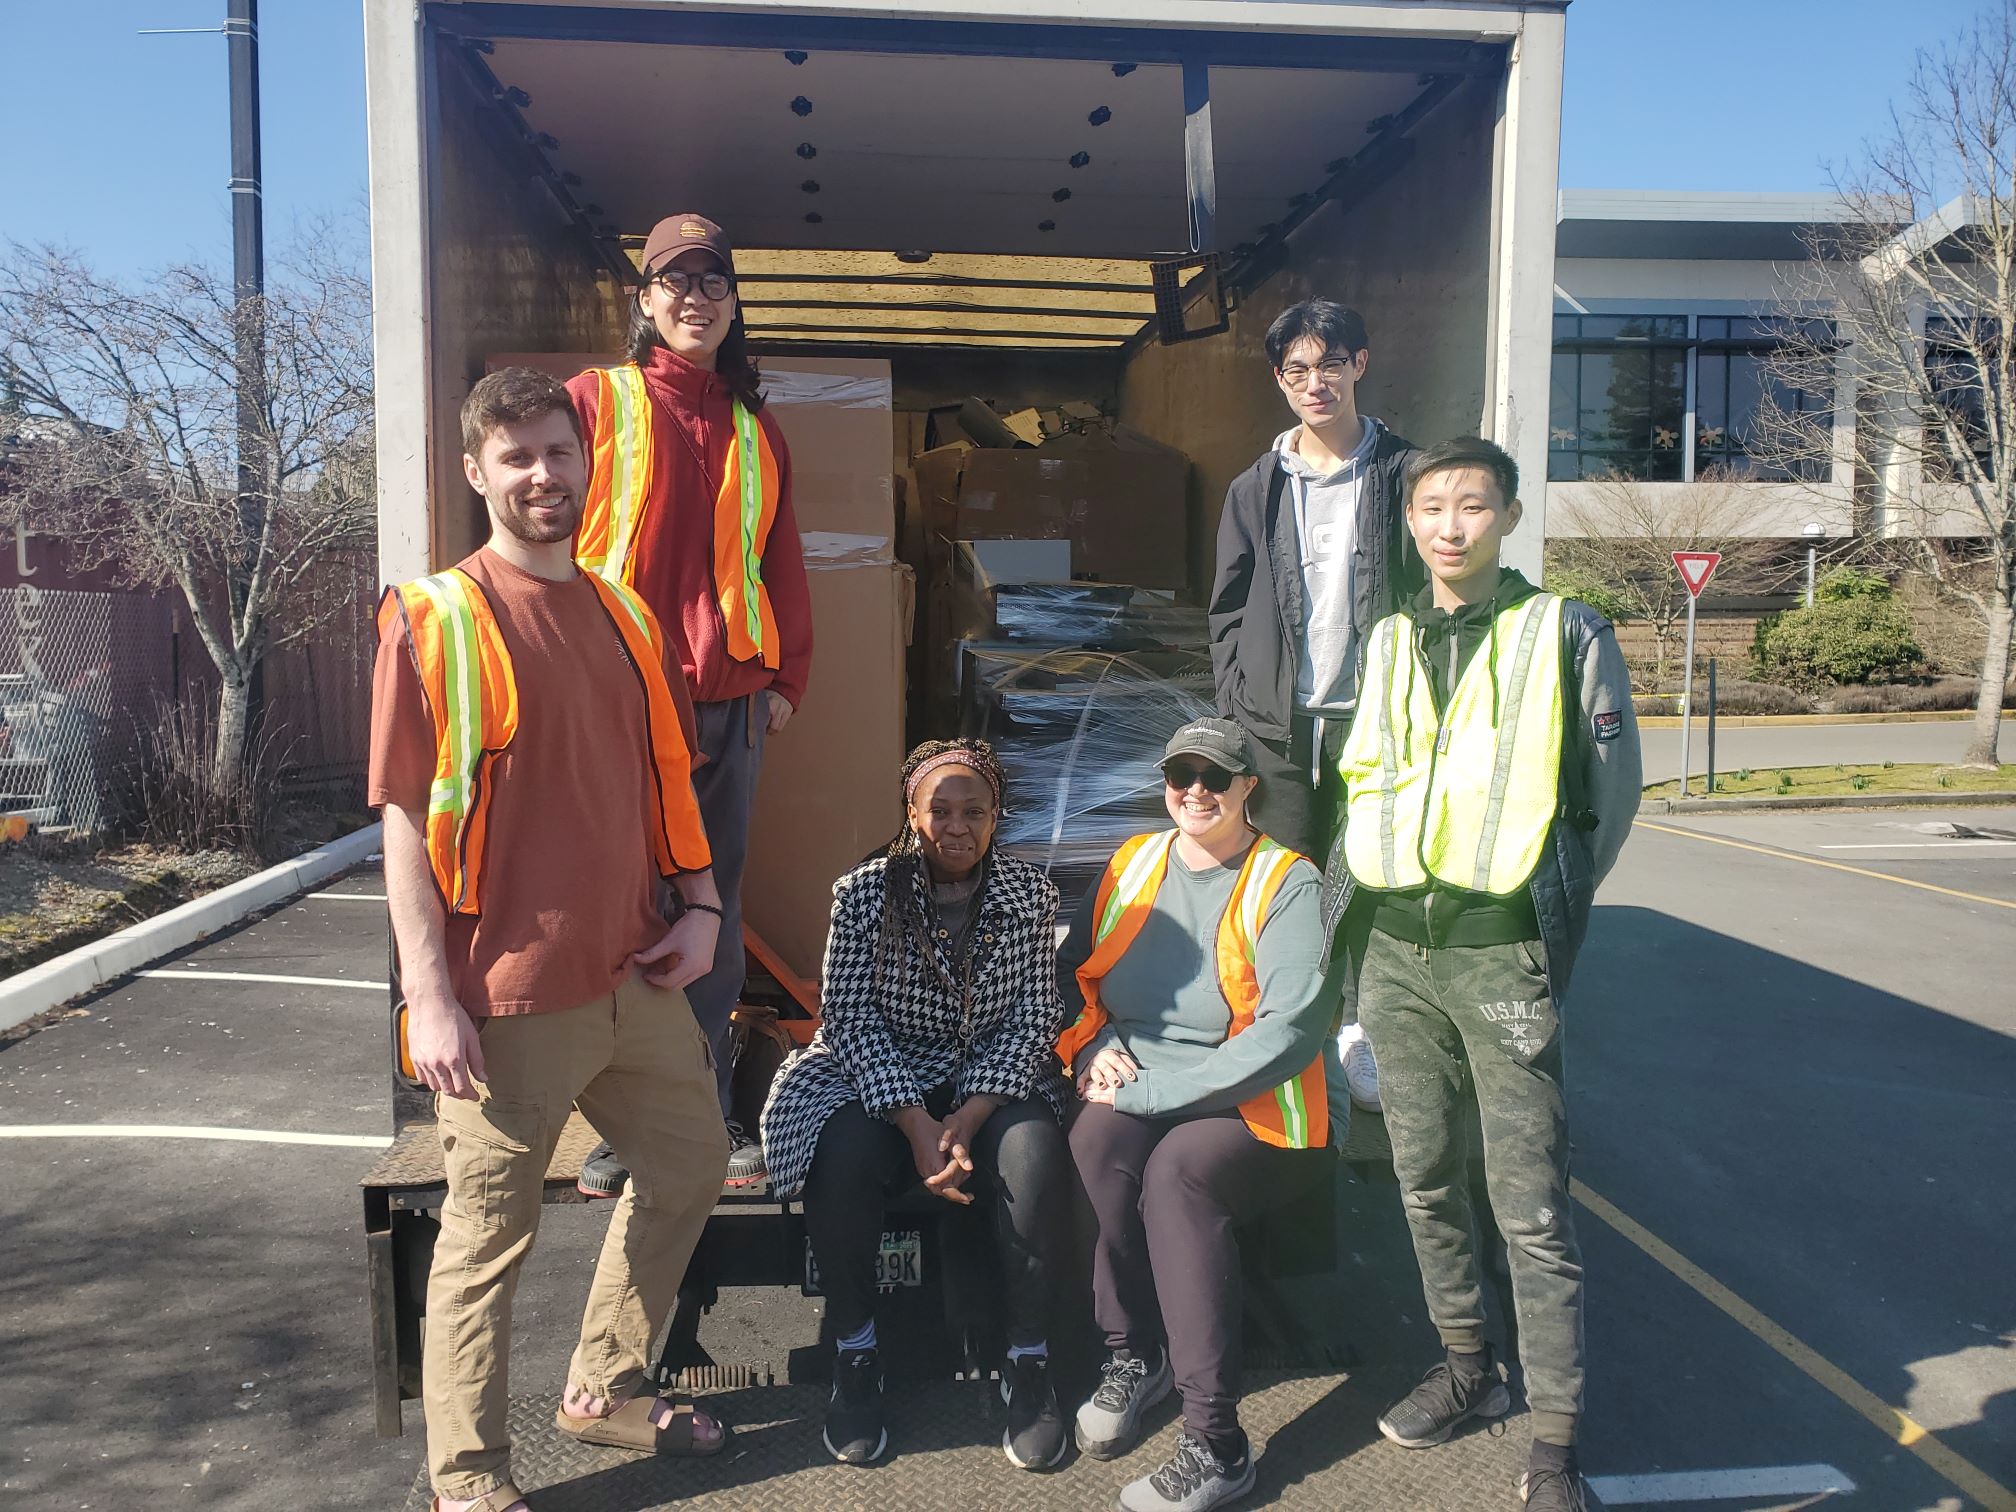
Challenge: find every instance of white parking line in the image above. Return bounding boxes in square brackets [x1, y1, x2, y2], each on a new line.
[137, 969, 389, 991]
[309, 891, 388, 901]
[1589, 1463, 1857, 1504]
[1817, 840, 2016, 850]
[0, 1124, 391, 1148]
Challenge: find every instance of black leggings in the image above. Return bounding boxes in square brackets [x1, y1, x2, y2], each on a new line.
[802, 1083, 1068, 1344]
[1070, 1102, 1328, 1442]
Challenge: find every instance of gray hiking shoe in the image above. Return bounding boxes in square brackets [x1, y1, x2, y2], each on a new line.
[1520, 1448, 1590, 1511]
[1117, 1430, 1256, 1512]
[1377, 1351, 1511, 1448]
[1076, 1347, 1173, 1460]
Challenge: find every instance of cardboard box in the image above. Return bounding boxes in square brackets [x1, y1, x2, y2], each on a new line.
[485, 351, 895, 554]
[744, 558, 914, 982]
[762, 357, 895, 550]
[912, 429, 1189, 590]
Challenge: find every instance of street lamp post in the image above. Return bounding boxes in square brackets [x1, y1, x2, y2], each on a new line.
[1802, 521, 1824, 608]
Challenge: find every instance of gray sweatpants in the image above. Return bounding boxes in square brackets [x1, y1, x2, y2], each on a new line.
[688, 694, 766, 1119]
[1357, 929, 1584, 1446]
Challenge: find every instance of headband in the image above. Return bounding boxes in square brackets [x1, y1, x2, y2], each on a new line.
[904, 748, 1000, 808]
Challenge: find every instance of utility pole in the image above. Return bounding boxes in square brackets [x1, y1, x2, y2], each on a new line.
[227, 1, 265, 694]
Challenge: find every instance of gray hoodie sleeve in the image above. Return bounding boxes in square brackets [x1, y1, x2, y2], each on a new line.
[1577, 624, 1642, 885]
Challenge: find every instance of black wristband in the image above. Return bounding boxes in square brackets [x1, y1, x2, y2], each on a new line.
[682, 901, 725, 919]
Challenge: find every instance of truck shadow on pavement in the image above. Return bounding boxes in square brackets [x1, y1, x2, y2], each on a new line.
[1568, 904, 2016, 1495]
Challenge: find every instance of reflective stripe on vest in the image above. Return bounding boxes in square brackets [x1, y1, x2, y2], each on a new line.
[1338, 593, 1566, 897]
[379, 570, 519, 915]
[579, 365, 655, 587]
[1059, 830, 1329, 1151]
[578, 364, 781, 668]
[714, 398, 781, 669]
[379, 567, 712, 916]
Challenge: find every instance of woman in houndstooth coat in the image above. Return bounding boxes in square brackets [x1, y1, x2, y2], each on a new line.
[759, 739, 1073, 1470]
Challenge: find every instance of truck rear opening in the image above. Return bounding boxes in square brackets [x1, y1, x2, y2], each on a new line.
[368, 3, 1564, 589]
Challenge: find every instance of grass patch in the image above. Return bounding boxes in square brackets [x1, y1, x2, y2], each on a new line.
[1644, 762, 2016, 800]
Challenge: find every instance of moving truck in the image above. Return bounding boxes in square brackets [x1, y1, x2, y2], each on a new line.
[357, 0, 1567, 1456]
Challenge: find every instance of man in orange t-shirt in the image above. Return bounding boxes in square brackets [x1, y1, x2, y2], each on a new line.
[371, 368, 729, 1512]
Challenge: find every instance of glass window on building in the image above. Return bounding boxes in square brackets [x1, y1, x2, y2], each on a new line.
[1549, 314, 1834, 483]
[1925, 317, 1996, 480]
[1548, 315, 1687, 481]
[1696, 317, 1832, 481]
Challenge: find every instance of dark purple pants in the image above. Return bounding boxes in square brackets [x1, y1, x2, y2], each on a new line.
[1069, 1102, 1327, 1441]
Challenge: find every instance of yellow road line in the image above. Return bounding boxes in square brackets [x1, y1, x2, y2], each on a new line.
[1634, 819, 2016, 911]
[1573, 1179, 2016, 1511]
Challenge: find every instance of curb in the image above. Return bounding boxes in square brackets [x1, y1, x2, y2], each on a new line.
[1636, 712, 2016, 729]
[0, 823, 384, 1034]
[1638, 791, 2016, 816]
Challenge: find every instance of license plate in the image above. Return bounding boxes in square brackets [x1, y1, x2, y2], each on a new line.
[803, 1229, 923, 1296]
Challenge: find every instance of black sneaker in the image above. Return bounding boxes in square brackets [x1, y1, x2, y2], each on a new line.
[1521, 1447, 1590, 1511]
[999, 1352, 1069, 1471]
[1117, 1429, 1256, 1512]
[823, 1347, 886, 1465]
[576, 1140, 628, 1199]
[1378, 1349, 1510, 1448]
[1075, 1346, 1173, 1460]
[724, 1120, 767, 1188]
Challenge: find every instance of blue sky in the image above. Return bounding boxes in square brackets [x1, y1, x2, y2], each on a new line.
[0, 0, 1996, 275]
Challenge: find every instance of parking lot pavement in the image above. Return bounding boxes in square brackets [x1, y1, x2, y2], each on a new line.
[2, 824, 2014, 1511]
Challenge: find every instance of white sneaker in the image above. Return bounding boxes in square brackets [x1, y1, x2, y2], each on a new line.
[1338, 1024, 1381, 1112]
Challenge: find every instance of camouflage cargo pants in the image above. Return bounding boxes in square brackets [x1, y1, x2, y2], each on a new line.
[1357, 929, 1584, 1443]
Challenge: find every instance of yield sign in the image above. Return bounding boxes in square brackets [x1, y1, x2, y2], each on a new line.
[1673, 550, 1721, 599]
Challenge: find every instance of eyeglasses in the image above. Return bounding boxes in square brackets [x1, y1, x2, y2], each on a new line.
[1163, 760, 1237, 793]
[1277, 358, 1351, 389]
[654, 268, 734, 302]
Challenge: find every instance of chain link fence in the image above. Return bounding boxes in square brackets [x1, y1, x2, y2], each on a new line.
[2, 586, 175, 836]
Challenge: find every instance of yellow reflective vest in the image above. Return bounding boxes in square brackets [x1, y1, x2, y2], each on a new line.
[577, 362, 781, 668]
[1058, 830, 1328, 1150]
[377, 566, 712, 915]
[1338, 593, 1567, 897]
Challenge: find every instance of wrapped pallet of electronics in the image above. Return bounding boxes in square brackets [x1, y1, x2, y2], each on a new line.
[960, 643, 1215, 918]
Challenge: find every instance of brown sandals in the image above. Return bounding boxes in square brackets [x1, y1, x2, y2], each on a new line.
[552, 1393, 729, 1457]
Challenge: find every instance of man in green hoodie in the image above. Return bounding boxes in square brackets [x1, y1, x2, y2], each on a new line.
[1326, 436, 1640, 1512]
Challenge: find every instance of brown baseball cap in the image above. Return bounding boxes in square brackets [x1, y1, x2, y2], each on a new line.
[641, 213, 734, 276]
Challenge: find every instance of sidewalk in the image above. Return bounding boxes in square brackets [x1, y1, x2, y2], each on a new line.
[1638, 717, 2009, 787]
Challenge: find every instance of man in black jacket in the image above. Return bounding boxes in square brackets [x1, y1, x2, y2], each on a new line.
[1207, 299, 1420, 864]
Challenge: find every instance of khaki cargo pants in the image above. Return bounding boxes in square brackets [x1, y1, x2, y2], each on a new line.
[423, 972, 729, 1500]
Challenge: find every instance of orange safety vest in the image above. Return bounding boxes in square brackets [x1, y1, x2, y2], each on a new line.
[577, 363, 782, 668]
[1058, 830, 1328, 1150]
[378, 565, 712, 915]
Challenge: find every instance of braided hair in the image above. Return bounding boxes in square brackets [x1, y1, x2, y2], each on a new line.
[873, 739, 1007, 991]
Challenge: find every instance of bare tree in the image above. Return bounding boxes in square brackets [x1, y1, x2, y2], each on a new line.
[1758, 5, 2016, 767]
[0, 229, 375, 787]
[1544, 472, 1786, 690]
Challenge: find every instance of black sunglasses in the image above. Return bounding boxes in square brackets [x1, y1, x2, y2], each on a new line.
[1163, 760, 1237, 793]
[654, 268, 734, 301]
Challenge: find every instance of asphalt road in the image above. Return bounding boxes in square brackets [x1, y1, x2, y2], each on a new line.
[1, 806, 2012, 1511]
[1638, 715, 2013, 787]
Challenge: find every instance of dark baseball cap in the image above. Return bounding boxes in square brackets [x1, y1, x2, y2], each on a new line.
[641, 213, 734, 276]
[1160, 717, 1256, 776]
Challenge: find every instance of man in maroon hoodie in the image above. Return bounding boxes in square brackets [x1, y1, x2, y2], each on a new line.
[568, 214, 814, 1191]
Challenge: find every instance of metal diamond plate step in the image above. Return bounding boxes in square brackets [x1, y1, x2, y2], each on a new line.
[401, 1368, 1535, 1509]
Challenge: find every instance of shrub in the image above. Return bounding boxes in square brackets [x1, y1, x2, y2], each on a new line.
[1633, 694, 1677, 719]
[129, 701, 289, 859]
[1815, 565, 1892, 602]
[1710, 681, 1816, 716]
[1543, 561, 1634, 626]
[1753, 580, 1924, 690]
[1825, 677, 2012, 714]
